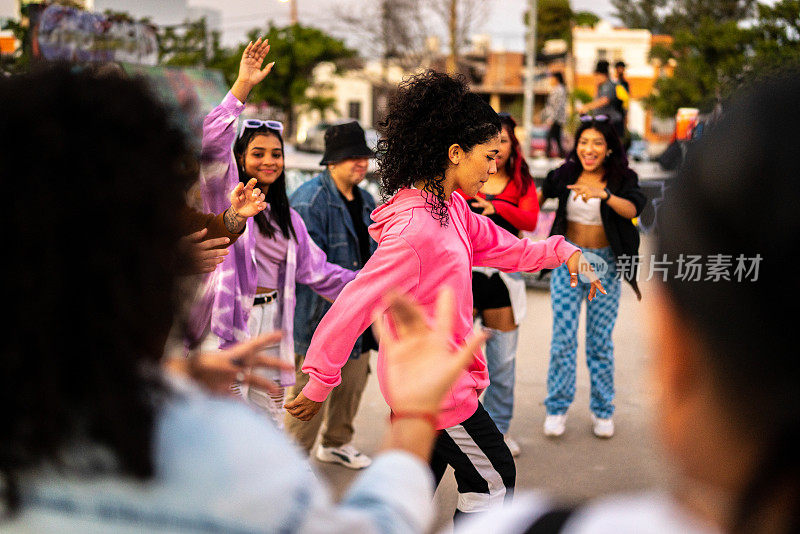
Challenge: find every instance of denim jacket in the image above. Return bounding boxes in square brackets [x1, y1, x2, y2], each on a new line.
[291, 170, 378, 359]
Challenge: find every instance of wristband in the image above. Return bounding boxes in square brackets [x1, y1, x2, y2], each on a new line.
[389, 410, 438, 428]
[602, 187, 612, 201]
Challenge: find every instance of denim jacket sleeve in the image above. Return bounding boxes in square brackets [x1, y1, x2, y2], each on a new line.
[293, 210, 357, 301]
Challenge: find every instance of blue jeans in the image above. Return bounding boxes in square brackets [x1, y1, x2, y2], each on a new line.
[545, 246, 621, 419]
[482, 327, 519, 434]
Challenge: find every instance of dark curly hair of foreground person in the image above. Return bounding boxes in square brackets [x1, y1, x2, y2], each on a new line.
[376, 70, 501, 225]
[0, 64, 195, 513]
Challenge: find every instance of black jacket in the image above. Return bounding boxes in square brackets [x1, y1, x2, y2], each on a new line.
[542, 160, 646, 299]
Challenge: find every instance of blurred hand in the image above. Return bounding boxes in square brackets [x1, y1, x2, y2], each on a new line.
[179, 228, 229, 274]
[230, 178, 267, 218]
[187, 333, 291, 395]
[565, 251, 607, 301]
[470, 196, 496, 216]
[284, 391, 323, 421]
[567, 183, 607, 201]
[375, 288, 487, 415]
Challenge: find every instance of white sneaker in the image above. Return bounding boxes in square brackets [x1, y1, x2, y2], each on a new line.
[504, 435, 521, 457]
[315, 443, 372, 469]
[591, 415, 614, 438]
[543, 414, 567, 437]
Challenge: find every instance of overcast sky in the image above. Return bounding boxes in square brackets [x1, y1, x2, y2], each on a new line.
[188, 0, 618, 51]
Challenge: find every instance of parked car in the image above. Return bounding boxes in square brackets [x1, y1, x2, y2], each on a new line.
[297, 120, 379, 153]
[529, 125, 548, 157]
[296, 121, 337, 153]
[628, 139, 650, 162]
[529, 125, 571, 158]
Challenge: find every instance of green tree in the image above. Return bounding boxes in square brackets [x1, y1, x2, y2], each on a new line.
[573, 11, 600, 28]
[611, 0, 756, 34]
[214, 25, 354, 137]
[749, 0, 800, 70]
[610, 0, 670, 33]
[158, 17, 223, 67]
[647, 19, 749, 117]
[534, 0, 572, 54]
[523, 2, 600, 54]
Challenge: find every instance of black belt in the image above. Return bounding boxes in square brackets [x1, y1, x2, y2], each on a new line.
[253, 292, 277, 305]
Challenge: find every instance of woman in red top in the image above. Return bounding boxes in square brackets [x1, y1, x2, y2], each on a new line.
[457, 112, 540, 457]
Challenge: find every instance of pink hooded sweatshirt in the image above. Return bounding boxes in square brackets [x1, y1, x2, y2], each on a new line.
[301, 188, 579, 430]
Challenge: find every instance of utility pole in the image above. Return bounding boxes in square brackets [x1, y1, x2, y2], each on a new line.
[522, 0, 537, 149]
[446, 0, 457, 74]
[279, 0, 298, 25]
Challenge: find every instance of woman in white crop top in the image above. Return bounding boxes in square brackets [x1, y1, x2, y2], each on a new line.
[566, 189, 603, 226]
[537, 116, 643, 439]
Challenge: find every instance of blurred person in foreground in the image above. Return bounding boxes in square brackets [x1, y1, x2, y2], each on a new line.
[458, 72, 798, 534]
[0, 64, 480, 534]
[285, 121, 378, 469]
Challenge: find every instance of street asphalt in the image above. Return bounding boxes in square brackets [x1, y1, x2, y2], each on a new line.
[306, 236, 674, 533]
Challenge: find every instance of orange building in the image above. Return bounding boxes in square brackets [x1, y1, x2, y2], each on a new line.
[572, 21, 674, 144]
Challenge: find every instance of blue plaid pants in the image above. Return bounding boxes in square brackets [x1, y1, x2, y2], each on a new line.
[545, 246, 621, 419]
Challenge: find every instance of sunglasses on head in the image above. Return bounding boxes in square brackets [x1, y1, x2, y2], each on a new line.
[239, 119, 284, 139]
[579, 114, 609, 123]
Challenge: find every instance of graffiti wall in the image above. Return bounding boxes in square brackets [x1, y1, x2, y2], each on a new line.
[34, 4, 158, 65]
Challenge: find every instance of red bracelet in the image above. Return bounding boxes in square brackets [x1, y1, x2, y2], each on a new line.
[389, 410, 438, 428]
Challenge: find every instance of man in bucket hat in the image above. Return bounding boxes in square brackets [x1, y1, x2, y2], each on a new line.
[284, 121, 377, 469]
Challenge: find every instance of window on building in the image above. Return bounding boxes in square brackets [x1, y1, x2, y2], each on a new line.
[348, 101, 361, 121]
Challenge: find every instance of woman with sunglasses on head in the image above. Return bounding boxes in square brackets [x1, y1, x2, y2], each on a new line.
[286, 71, 605, 521]
[538, 115, 645, 439]
[199, 38, 357, 426]
[455, 112, 540, 457]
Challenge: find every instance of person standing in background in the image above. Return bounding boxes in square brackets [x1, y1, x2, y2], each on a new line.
[542, 72, 568, 158]
[614, 61, 631, 151]
[577, 60, 625, 141]
[538, 116, 645, 439]
[285, 121, 378, 469]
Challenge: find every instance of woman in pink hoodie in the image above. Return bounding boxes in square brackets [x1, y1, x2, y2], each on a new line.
[286, 71, 604, 519]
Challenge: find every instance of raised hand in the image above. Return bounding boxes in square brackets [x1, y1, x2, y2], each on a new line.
[375, 289, 486, 415]
[231, 38, 274, 103]
[230, 178, 267, 218]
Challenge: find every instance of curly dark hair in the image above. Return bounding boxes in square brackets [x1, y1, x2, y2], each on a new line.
[0, 65, 194, 514]
[377, 70, 501, 225]
[234, 126, 296, 241]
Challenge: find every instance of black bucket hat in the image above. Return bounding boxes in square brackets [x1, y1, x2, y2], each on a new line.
[319, 121, 376, 165]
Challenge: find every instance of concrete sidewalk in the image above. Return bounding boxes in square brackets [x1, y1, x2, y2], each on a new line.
[309, 238, 672, 532]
